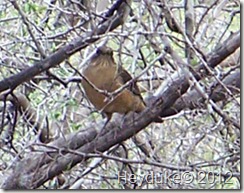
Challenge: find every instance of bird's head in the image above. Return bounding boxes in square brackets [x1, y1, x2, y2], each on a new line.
[90, 46, 115, 67]
[96, 46, 113, 56]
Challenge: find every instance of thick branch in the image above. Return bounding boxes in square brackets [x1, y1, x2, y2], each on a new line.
[162, 69, 240, 117]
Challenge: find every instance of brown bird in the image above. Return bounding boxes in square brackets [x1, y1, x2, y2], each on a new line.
[81, 46, 147, 122]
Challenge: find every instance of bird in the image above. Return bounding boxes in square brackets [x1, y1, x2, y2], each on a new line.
[81, 46, 162, 123]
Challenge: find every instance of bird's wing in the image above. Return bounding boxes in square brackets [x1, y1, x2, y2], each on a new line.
[116, 65, 145, 102]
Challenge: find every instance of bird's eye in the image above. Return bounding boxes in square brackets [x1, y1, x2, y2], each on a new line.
[96, 48, 102, 55]
[108, 50, 113, 55]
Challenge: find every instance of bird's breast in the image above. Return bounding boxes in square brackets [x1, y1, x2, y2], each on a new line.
[83, 64, 117, 87]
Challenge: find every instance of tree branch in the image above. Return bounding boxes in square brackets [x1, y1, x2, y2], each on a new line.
[161, 69, 240, 117]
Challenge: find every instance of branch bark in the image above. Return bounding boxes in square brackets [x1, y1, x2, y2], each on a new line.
[161, 69, 240, 117]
